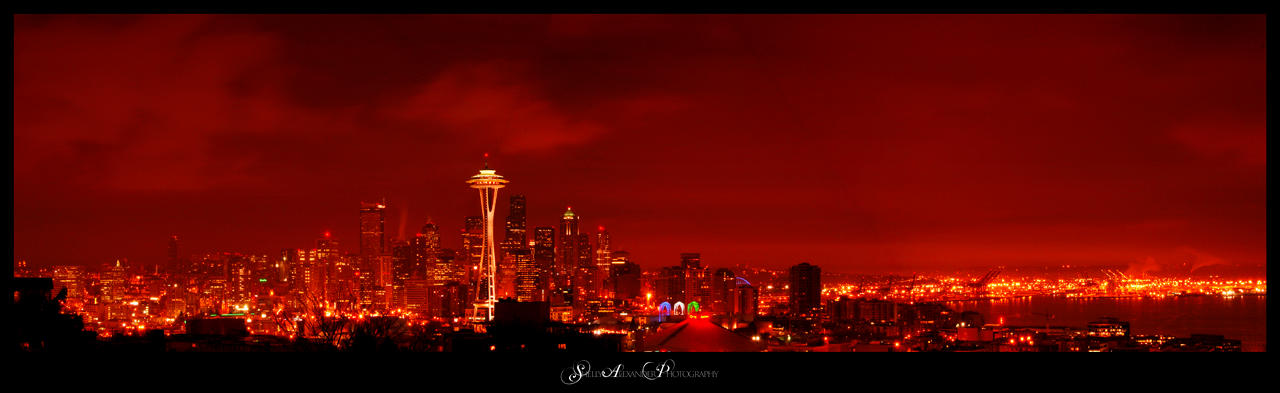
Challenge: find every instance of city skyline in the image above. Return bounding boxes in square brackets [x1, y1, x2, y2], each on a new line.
[13, 14, 1265, 273]
[11, 12, 1266, 357]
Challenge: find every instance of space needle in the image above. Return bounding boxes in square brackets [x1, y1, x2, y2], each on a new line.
[467, 153, 508, 322]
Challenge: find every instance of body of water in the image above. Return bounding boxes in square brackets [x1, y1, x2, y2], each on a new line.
[948, 295, 1266, 352]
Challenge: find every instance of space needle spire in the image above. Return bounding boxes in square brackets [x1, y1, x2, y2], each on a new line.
[467, 153, 508, 322]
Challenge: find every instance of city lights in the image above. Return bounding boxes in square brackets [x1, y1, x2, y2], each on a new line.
[11, 14, 1264, 356]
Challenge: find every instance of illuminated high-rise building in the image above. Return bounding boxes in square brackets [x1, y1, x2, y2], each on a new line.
[573, 232, 595, 314]
[315, 234, 342, 303]
[465, 157, 508, 321]
[439, 248, 462, 284]
[594, 228, 611, 299]
[461, 216, 483, 265]
[555, 207, 579, 305]
[685, 266, 708, 307]
[680, 256, 711, 308]
[512, 248, 540, 302]
[789, 262, 822, 317]
[431, 281, 469, 320]
[680, 253, 701, 270]
[657, 266, 685, 304]
[226, 254, 252, 303]
[327, 253, 359, 311]
[405, 278, 431, 314]
[316, 235, 340, 261]
[557, 207, 579, 289]
[502, 195, 527, 256]
[461, 216, 484, 294]
[420, 220, 441, 253]
[372, 254, 394, 310]
[359, 201, 387, 257]
[52, 265, 84, 299]
[533, 226, 556, 302]
[737, 281, 758, 322]
[497, 253, 519, 301]
[391, 239, 414, 308]
[410, 229, 435, 279]
[498, 195, 526, 300]
[359, 201, 387, 310]
[422, 221, 451, 285]
[102, 259, 128, 302]
[609, 251, 641, 302]
[285, 248, 325, 301]
[712, 268, 736, 316]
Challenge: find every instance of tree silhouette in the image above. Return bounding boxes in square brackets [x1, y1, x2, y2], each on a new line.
[269, 292, 348, 349]
[344, 316, 408, 352]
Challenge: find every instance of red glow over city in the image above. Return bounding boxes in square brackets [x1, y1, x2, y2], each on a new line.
[11, 14, 1265, 354]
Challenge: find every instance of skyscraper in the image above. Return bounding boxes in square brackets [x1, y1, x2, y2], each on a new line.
[658, 266, 686, 304]
[533, 226, 556, 302]
[502, 195, 527, 257]
[679, 253, 707, 307]
[573, 232, 594, 313]
[789, 262, 822, 317]
[737, 282, 758, 322]
[594, 228, 611, 299]
[512, 248, 539, 302]
[422, 221, 451, 286]
[358, 201, 387, 310]
[426, 247, 462, 319]
[499, 195, 527, 300]
[712, 268, 736, 316]
[359, 201, 386, 257]
[391, 239, 414, 308]
[439, 248, 462, 284]
[609, 251, 641, 302]
[409, 232, 433, 279]
[465, 158, 508, 321]
[556, 207, 580, 303]
[680, 253, 701, 270]
[404, 278, 431, 315]
[497, 249, 519, 300]
[52, 265, 83, 299]
[317, 235, 343, 304]
[461, 216, 483, 297]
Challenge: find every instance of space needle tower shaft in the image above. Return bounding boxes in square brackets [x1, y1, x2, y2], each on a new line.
[466, 154, 508, 321]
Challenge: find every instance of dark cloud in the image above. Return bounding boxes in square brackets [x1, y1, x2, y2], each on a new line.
[13, 14, 1265, 272]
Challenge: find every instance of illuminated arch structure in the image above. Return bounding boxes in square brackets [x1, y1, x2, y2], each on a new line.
[658, 302, 672, 321]
[673, 301, 686, 316]
[688, 301, 700, 315]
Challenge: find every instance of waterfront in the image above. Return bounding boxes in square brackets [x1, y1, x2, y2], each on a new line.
[950, 295, 1266, 352]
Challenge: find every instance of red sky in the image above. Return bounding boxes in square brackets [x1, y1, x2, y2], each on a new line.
[13, 14, 1266, 273]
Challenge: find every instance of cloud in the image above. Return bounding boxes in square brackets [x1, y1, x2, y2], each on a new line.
[1170, 124, 1266, 167]
[387, 63, 606, 153]
[14, 15, 291, 191]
